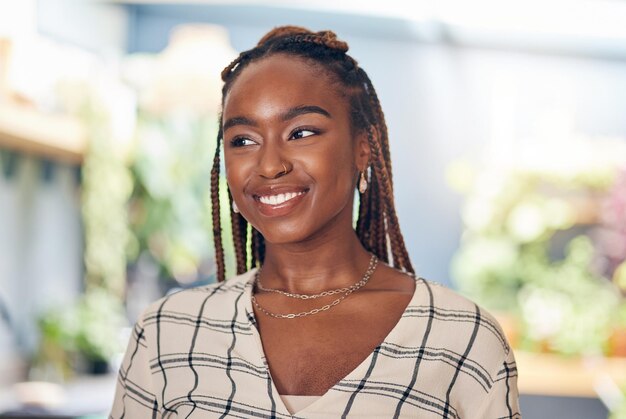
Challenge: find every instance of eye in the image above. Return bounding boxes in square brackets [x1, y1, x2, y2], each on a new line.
[230, 136, 257, 147]
[290, 128, 318, 140]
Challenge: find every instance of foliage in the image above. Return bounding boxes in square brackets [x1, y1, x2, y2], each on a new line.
[127, 112, 234, 285]
[122, 28, 237, 286]
[516, 236, 619, 355]
[81, 95, 133, 297]
[451, 154, 626, 356]
[35, 77, 133, 376]
[35, 288, 126, 378]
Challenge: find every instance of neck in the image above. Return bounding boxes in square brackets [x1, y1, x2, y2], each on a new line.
[259, 226, 374, 294]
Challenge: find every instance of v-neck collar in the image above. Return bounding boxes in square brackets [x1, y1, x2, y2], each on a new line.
[238, 268, 421, 417]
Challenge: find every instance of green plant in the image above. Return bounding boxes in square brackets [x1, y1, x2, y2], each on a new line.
[81, 99, 133, 297]
[450, 145, 626, 356]
[517, 236, 619, 355]
[34, 78, 133, 377]
[36, 288, 126, 378]
[127, 113, 234, 284]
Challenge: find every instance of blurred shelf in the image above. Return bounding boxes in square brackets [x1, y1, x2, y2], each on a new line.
[516, 350, 626, 398]
[0, 102, 86, 164]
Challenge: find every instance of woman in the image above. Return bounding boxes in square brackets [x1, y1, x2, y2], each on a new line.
[111, 26, 520, 418]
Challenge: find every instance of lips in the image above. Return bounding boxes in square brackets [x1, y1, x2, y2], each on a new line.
[249, 185, 309, 217]
[257, 191, 305, 205]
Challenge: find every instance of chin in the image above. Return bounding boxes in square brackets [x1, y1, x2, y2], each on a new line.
[246, 202, 351, 247]
[256, 225, 312, 246]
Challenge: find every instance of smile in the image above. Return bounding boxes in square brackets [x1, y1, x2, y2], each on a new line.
[251, 187, 309, 217]
[257, 191, 305, 205]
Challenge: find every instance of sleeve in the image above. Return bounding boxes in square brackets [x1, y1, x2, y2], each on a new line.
[109, 315, 160, 418]
[475, 347, 521, 419]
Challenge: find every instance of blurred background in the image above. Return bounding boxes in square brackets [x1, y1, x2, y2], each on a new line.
[0, 0, 625, 417]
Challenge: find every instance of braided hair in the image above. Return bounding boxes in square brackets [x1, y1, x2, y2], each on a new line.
[211, 26, 413, 282]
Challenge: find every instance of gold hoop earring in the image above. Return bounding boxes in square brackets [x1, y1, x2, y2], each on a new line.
[358, 170, 368, 193]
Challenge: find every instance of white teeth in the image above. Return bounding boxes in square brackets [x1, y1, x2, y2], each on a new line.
[259, 191, 304, 205]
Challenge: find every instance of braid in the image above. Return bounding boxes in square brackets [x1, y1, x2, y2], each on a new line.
[359, 68, 393, 184]
[373, 178, 388, 261]
[256, 25, 309, 45]
[251, 228, 265, 266]
[256, 26, 349, 52]
[368, 173, 386, 262]
[210, 133, 226, 282]
[365, 126, 413, 271]
[212, 25, 414, 280]
[356, 173, 371, 249]
[229, 188, 248, 275]
[250, 227, 258, 268]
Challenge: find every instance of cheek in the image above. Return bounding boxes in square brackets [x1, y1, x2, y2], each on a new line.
[225, 171, 245, 203]
[224, 155, 250, 195]
[301, 140, 357, 190]
[329, 139, 357, 174]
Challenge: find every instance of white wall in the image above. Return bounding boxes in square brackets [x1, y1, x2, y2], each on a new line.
[36, 0, 128, 55]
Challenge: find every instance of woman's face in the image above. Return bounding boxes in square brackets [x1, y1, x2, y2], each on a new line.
[222, 54, 369, 245]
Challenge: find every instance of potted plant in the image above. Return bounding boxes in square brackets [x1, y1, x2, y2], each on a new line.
[35, 288, 126, 379]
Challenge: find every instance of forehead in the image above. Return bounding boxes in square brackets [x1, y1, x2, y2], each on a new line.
[223, 54, 347, 119]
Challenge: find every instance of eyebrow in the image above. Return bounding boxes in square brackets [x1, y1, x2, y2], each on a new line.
[222, 116, 257, 132]
[223, 105, 331, 132]
[281, 105, 331, 121]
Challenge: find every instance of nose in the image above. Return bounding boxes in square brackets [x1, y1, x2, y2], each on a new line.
[257, 140, 290, 179]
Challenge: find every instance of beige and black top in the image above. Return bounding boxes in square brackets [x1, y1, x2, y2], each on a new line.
[110, 269, 520, 418]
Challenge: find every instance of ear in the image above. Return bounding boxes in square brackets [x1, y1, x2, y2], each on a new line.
[354, 126, 372, 171]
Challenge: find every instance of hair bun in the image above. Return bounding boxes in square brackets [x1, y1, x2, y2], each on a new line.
[257, 26, 349, 53]
[316, 30, 349, 53]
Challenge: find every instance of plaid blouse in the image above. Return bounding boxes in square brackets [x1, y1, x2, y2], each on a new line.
[110, 269, 520, 418]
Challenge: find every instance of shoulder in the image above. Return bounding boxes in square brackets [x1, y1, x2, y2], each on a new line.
[410, 277, 512, 356]
[412, 280, 520, 417]
[137, 269, 256, 328]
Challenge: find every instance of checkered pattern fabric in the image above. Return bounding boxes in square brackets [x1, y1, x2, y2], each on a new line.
[110, 269, 520, 418]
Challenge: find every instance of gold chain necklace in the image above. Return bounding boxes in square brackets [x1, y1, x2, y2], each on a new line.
[255, 255, 378, 299]
[251, 255, 378, 319]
